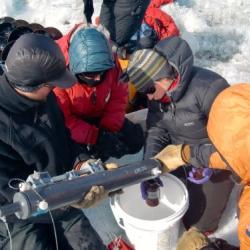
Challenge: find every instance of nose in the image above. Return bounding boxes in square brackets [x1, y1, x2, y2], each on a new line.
[94, 74, 101, 81]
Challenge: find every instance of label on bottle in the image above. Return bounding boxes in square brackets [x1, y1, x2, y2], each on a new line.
[147, 190, 160, 199]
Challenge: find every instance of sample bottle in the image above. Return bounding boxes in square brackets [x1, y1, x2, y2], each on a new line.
[145, 179, 161, 207]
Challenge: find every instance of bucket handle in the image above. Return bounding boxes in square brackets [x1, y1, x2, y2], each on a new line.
[110, 197, 126, 230]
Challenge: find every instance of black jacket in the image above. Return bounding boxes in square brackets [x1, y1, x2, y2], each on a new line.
[0, 75, 87, 204]
[144, 37, 229, 167]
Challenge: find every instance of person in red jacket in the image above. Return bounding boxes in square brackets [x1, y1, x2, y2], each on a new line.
[54, 24, 144, 161]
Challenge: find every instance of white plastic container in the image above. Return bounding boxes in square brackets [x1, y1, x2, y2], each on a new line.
[110, 173, 189, 250]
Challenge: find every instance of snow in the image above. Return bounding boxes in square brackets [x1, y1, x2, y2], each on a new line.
[2, 0, 249, 248]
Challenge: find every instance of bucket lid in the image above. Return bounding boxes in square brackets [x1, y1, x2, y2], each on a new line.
[110, 173, 189, 232]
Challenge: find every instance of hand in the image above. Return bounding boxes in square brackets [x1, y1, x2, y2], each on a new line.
[140, 178, 163, 200]
[177, 227, 209, 250]
[188, 167, 213, 185]
[118, 118, 144, 154]
[154, 144, 190, 172]
[71, 185, 108, 209]
[96, 129, 128, 160]
[74, 159, 119, 172]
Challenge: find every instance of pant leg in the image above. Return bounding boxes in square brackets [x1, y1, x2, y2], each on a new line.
[171, 167, 234, 233]
[83, 0, 94, 23]
[238, 185, 250, 250]
[0, 220, 54, 250]
[183, 170, 234, 232]
[56, 207, 107, 250]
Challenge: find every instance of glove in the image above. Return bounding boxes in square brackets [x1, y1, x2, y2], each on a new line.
[154, 144, 190, 172]
[74, 159, 119, 172]
[177, 227, 209, 250]
[200, 238, 239, 250]
[118, 118, 144, 154]
[71, 159, 119, 208]
[96, 129, 128, 161]
[71, 185, 108, 209]
[140, 178, 163, 200]
[188, 167, 213, 185]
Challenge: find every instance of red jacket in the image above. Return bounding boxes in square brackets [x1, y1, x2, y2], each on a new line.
[144, 0, 179, 40]
[54, 27, 128, 145]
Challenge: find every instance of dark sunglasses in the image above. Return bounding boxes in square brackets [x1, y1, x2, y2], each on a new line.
[143, 86, 156, 95]
[77, 70, 106, 80]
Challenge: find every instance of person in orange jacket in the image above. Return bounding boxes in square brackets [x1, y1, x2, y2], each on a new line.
[205, 83, 250, 250]
[54, 24, 144, 161]
[153, 83, 250, 250]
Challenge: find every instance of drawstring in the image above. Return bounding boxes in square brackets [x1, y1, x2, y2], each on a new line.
[91, 87, 97, 105]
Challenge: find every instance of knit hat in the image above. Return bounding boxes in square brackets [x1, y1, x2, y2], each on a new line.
[127, 49, 175, 92]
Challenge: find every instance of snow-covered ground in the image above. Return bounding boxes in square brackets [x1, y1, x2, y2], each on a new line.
[1, 0, 250, 248]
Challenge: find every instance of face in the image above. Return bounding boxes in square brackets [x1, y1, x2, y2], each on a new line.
[146, 78, 173, 101]
[15, 84, 54, 101]
[76, 70, 107, 86]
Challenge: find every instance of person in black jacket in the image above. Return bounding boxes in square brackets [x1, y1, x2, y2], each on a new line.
[126, 36, 235, 249]
[0, 33, 107, 250]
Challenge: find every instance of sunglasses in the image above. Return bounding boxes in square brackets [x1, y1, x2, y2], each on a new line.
[77, 70, 106, 80]
[143, 86, 156, 95]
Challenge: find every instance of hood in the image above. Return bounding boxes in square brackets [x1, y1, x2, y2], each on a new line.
[154, 36, 194, 102]
[56, 24, 80, 67]
[207, 83, 250, 184]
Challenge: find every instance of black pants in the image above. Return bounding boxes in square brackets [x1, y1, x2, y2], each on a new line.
[0, 207, 107, 250]
[172, 167, 234, 233]
[83, 0, 94, 23]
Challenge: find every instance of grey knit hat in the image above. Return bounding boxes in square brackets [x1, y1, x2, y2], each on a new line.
[127, 49, 175, 92]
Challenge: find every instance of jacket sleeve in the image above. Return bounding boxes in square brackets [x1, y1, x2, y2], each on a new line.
[54, 88, 99, 145]
[148, 0, 174, 8]
[144, 7, 180, 40]
[189, 79, 229, 167]
[99, 59, 128, 132]
[144, 102, 171, 159]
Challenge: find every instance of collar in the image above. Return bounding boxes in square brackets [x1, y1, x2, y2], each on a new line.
[160, 76, 180, 104]
[0, 75, 41, 114]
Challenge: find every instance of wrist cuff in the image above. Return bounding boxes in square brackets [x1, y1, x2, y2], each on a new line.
[181, 144, 190, 163]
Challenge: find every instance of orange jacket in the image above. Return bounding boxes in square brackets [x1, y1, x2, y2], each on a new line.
[207, 83, 250, 249]
[54, 26, 128, 145]
[207, 83, 250, 185]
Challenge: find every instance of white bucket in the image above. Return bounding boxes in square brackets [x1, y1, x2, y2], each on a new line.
[110, 173, 189, 250]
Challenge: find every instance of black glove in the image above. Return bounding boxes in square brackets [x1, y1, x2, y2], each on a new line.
[200, 238, 239, 250]
[117, 118, 144, 154]
[95, 129, 129, 161]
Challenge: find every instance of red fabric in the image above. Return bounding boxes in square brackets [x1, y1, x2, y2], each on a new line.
[108, 237, 134, 250]
[54, 26, 128, 145]
[148, 0, 174, 9]
[144, 7, 180, 40]
[161, 76, 180, 103]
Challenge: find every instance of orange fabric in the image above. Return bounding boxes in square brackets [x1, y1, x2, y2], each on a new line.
[209, 151, 228, 170]
[208, 83, 250, 184]
[207, 83, 250, 250]
[238, 185, 250, 250]
[119, 59, 129, 71]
